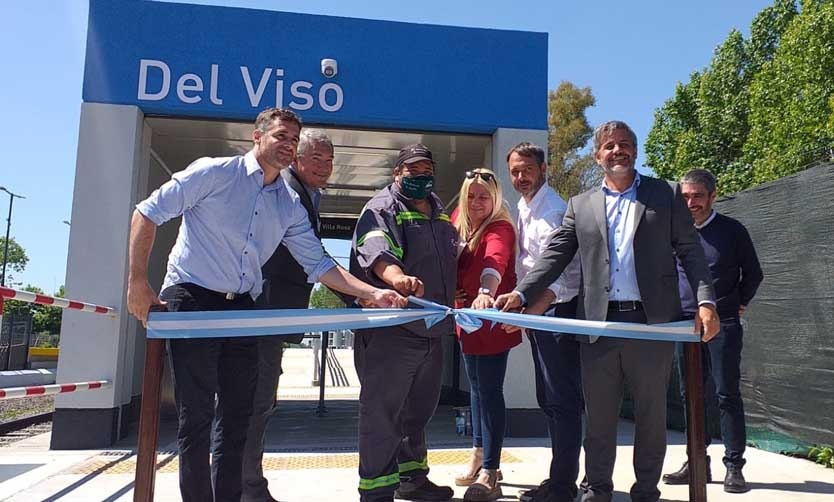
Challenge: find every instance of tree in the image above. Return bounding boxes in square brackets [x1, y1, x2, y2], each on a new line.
[646, 0, 804, 194]
[645, 73, 703, 182]
[546, 81, 602, 198]
[0, 237, 28, 286]
[308, 285, 345, 309]
[747, 0, 799, 74]
[2, 284, 64, 335]
[744, 0, 834, 184]
[32, 285, 64, 335]
[3, 285, 41, 325]
[697, 30, 750, 175]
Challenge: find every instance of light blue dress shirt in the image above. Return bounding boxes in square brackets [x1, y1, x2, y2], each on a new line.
[137, 151, 336, 300]
[603, 173, 642, 301]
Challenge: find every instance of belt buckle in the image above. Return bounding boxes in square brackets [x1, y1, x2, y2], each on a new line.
[619, 301, 634, 312]
[225, 292, 236, 301]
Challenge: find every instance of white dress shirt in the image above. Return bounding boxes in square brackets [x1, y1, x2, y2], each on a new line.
[516, 184, 581, 303]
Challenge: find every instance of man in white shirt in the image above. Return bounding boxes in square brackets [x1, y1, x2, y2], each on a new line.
[506, 142, 583, 502]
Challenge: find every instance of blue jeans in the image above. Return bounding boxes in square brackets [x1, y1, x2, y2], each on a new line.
[675, 318, 746, 468]
[528, 299, 583, 500]
[463, 351, 510, 469]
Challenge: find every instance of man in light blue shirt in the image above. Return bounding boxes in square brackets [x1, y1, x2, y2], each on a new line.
[242, 129, 336, 502]
[127, 108, 404, 502]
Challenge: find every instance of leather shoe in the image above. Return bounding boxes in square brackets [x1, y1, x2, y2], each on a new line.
[724, 465, 749, 493]
[395, 477, 454, 501]
[662, 457, 712, 485]
[519, 479, 575, 501]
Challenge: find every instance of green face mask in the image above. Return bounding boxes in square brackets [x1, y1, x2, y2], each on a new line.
[400, 174, 434, 199]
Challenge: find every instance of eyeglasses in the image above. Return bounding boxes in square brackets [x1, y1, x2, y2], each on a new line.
[465, 170, 495, 183]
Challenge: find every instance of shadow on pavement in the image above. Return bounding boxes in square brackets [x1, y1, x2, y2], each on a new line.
[746, 480, 834, 494]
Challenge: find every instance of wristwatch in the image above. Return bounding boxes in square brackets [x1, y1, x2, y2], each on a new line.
[477, 287, 493, 297]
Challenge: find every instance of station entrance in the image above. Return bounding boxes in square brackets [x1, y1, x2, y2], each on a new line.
[143, 116, 493, 416]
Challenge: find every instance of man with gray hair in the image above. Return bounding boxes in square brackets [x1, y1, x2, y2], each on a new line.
[241, 129, 336, 502]
[662, 168, 762, 494]
[493, 121, 718, 502]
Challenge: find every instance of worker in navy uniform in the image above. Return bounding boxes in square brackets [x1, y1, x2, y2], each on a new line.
[350, 144, 459, 502]
[241, 129, 335, 502]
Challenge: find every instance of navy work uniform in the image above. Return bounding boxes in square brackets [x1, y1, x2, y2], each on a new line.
[350, 182, 458, 501]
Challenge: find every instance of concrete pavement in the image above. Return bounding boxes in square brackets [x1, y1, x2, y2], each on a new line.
[1, 347, 832, 501]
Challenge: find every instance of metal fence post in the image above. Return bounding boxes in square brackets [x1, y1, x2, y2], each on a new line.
[315, 331, 329, 416]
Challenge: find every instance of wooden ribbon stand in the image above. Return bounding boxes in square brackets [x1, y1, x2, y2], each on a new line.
[131, 323, 710, 502]
[684, 342, 708, 502]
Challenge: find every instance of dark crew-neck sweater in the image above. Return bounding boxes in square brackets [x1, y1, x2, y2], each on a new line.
[678, 212, 763, 319]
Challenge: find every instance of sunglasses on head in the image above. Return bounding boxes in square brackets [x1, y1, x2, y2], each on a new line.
[465, 170, 495, 182]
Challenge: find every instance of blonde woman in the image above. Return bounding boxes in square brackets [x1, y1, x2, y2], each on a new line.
[451, 168, 519, 501]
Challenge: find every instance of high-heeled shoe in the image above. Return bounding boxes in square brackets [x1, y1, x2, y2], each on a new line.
[454, 447, 483, 486]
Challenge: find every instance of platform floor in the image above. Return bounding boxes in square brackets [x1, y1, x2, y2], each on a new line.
[1, 348, 831, 501]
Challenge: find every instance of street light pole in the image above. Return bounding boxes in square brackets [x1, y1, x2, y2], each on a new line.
[0, 187, 26, 287]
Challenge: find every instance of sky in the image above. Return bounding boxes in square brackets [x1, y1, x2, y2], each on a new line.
[0, 0, 776, 294]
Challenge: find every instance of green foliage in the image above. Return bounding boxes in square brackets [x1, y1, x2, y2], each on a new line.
[0, 237, 28, 286]
[2, 284, 64, 335]
[644, 0, 819, 195]
[645, 74, 705, 182]
[697, 30, 750, 174]
[308, 285, 345, 309]
[808, 446, 834, 469]
[546, 81, 602, 198]
[747, 0, 800, 73]
[745, 0, 834, 184]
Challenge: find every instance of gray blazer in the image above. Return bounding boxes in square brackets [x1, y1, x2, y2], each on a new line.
[516, 175, 714, 331]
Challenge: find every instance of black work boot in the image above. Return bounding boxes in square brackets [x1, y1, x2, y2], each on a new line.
[395, 477, 454, 501]
[662, 456, 712, 485]
[724, 465, 749, 493]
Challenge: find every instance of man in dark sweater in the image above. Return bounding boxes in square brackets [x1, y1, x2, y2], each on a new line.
[663, 169, 763, 494]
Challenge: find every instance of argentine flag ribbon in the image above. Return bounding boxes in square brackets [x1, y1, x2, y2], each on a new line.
[146, 296, 700, 343]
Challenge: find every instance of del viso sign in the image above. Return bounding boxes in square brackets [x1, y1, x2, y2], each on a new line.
[137, 59, 344, 112]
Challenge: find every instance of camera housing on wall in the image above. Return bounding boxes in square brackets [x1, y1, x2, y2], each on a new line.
[321, 58, 338, 78]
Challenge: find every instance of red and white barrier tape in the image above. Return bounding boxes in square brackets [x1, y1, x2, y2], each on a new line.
[0, 286, 115, 315]
[0, 380, 111, 400]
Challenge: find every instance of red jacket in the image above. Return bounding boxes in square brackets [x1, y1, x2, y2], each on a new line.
[452, 213, 520, 355]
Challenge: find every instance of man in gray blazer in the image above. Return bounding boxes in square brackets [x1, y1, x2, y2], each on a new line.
[494, 121, 720, 502]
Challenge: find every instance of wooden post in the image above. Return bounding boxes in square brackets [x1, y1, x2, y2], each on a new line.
[133, 338, 166, 502]
[684, 342, 708, 502]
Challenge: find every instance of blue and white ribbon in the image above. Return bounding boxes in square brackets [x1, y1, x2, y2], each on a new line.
[147, 297, 700, 343]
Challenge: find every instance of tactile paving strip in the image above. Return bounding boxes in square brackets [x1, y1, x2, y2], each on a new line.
[67, 449, 521, 475]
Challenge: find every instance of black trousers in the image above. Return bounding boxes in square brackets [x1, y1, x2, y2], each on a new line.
[241, 337, 284, 502]
[527, 298, 583, 499]
[354, 326, 444, 502]
[580, 307, 674, 502]
[161, 283, 258, 502]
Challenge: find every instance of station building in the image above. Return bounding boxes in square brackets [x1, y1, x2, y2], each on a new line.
[55, 0, 550, 448]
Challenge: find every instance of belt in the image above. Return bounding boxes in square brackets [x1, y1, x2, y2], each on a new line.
[608, 300, 642, 312]
[182, 283, 244, 301]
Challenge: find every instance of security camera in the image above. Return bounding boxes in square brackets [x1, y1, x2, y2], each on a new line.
[321, 58, 338, 78]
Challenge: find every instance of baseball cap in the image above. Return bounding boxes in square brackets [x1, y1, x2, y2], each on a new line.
[395, 143, 435, 166]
